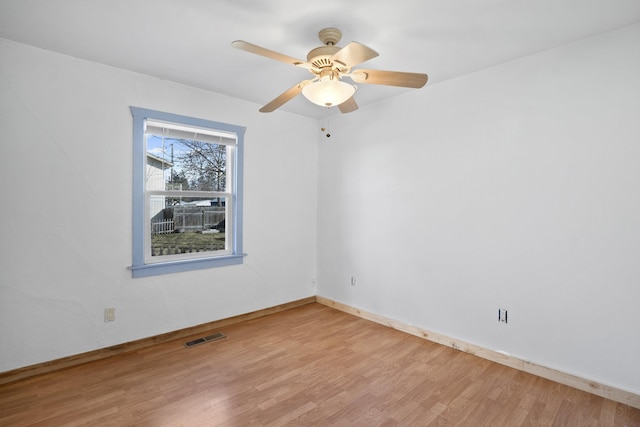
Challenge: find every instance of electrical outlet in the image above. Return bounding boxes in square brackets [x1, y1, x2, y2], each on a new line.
[498, 308, 508, 323]
[351, 276, 357, 286]
[104, 307, 116, 322]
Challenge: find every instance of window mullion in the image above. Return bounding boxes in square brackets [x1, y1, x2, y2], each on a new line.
[147, 190, 230, 198]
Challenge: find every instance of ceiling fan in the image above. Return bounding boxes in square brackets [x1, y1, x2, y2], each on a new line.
[231, 27, 428, 113]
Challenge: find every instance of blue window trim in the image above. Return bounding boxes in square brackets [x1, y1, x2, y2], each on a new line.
[130, 106, 245, 278]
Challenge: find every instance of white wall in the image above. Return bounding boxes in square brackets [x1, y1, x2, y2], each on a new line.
[0, 39, 318, 371]
[317, 23, 640, 394]
[2, 21, 639, 396]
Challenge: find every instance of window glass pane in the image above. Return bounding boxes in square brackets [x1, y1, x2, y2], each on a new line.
[146, 136, 228, 192]
[150, 196, 227, 258]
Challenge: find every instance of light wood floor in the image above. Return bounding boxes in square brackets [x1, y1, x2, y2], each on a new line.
[1, 303, 638, 426]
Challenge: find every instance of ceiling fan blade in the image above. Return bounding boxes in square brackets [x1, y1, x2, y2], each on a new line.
[231, 40, 311, 69]
[331, 42, 379, 69]
[259, 80, 312, 113]
[338, 96, 358, 113]
[350, 69, 428, 88]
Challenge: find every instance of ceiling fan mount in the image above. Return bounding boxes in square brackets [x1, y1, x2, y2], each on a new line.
[318, 27, 343, 46]
[231, 27, 428, 113]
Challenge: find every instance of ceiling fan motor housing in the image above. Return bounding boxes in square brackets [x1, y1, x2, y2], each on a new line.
[306, 28, 347, 71]
[306, 45, 341, 69]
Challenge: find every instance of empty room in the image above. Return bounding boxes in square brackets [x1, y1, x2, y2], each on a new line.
[1, 1, 639, 425]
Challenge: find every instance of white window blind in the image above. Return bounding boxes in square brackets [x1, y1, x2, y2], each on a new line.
[145, 120, 237, 146]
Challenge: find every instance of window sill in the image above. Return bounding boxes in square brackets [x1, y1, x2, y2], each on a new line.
[131, 254, 245, 278]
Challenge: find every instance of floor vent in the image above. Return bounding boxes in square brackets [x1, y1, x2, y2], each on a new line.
[184, 332, 226, 348]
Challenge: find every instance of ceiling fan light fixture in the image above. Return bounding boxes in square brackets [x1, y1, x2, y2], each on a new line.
[302, 77, 356, 107]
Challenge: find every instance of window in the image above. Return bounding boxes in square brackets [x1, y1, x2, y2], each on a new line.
[130, 107, 245, 277]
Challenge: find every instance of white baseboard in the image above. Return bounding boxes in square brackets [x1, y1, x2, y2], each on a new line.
[316, 295, 640, 410]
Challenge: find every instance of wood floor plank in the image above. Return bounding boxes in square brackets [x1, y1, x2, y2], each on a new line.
[0, 303, 638, 426]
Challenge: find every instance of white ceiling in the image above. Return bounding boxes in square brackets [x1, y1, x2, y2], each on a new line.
[1, 0, 640, 119]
